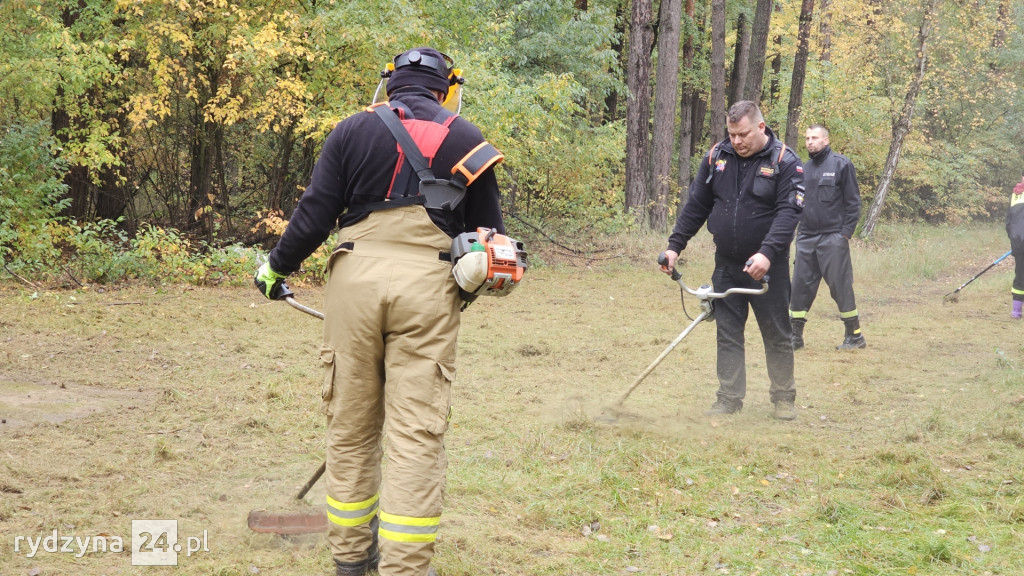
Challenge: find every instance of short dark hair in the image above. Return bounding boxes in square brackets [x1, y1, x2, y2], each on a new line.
[727, 101, 764, 125]
[807, 124, 830, 137]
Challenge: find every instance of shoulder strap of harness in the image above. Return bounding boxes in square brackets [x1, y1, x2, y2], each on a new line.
[704, 141, 723, 184]
[373, 104, 438, 186]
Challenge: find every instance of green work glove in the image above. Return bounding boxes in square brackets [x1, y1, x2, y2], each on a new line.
[254, 262, 292, 300]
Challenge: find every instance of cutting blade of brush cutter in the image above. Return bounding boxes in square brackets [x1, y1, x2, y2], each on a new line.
[247, 509, 328, 535]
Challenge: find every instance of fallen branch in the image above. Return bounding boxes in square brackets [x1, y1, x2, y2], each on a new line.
[2, 266, 42, 290]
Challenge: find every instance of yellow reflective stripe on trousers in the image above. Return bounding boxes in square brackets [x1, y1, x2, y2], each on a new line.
[326, 493, 380, 527]
[789, 310, 808, 319]
[839, 309, 858, 319]
[1013, 288, 1024, 296]
[378, 511, 440, 543]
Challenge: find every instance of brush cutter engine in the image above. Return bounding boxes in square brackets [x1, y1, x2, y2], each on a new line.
[451, 228, 527, 302]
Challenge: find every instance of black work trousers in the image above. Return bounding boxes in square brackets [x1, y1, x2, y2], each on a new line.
[790, 232, 857, 316]
[1012, 237, 1024, 301]
[711, 254, 796, 408]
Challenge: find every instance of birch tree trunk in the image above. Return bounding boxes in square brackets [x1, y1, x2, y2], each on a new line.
[861, 0, 939, 238]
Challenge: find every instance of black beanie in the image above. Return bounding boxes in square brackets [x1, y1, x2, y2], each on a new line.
[386, 47, 451, 96]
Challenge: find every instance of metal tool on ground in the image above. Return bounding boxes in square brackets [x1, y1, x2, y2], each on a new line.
[615, 254, 769, 406]
[247, 289, 331, 535]
[943, 250, 1012, 303]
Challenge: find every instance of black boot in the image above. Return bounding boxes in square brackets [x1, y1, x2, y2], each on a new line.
[791, 318, 806, 350]
[837, 316, 866, 350]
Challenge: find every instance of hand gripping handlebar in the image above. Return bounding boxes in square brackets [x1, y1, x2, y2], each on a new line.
[657, 252, 769, 299]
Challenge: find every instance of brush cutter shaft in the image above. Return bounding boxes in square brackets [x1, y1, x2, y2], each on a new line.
[947, 250, 1012, 296]
[297, 461, 326, 500]
[286, 296, 325, 319]
[617, 310, 710, 404]
[616, 255, 770, 406]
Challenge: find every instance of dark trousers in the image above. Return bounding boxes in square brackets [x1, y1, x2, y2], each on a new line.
[712, 255, 796, 407]
[790, 233, 857, 315]
[1012, 239, 1024, 301]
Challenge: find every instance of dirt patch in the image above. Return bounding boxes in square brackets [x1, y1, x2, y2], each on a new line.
[0, 378, 149, 431]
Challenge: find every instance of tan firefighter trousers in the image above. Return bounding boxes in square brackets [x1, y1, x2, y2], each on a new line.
[320, 205, 461, 576]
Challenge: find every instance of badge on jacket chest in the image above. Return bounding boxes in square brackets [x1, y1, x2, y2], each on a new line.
[758, 165, 775, 177]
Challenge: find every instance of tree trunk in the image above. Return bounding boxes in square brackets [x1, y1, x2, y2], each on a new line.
[649, 0, 682, 230]
[94, 162, 129, 221]
[624, 0, 655, 222]
[728, 12, 750, 106]
[605, 0, 628, 123]
[743, 0, 774, 103]
[708, 0, 727, 146]
[267, 124, 296, 212]
[861, 0, 938, 239]
[691, 95, 707, 152]
[784, 0, 815, 148]
[769, 33, 782, 103]
[819, 0, 833, 61]
[53, 2, 91, 221]
[676, 0, 697, 210]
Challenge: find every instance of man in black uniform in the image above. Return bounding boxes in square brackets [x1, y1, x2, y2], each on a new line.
[254, 47, 505, 576]
[662, 101, 804, 421]
[789, 124, 865, 350]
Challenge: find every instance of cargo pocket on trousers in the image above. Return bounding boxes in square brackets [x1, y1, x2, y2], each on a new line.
[320, 348, 336, 417]
[427, 362, 455, 436]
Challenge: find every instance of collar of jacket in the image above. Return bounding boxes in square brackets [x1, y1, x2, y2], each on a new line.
[388, 85, 443, 104]
[809, 145, 832, 163]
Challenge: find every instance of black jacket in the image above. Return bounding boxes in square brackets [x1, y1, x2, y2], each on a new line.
[1007, 183, 1024, 245]
[798, 145, 861, 238]
[269, 87, 505, 274]
[668, 128, 804, 265]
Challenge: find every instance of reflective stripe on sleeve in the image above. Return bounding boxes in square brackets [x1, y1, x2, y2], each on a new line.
[378, 511, 441, 543]
[326, 493, 380, 527]
[452, 142, 503, 186]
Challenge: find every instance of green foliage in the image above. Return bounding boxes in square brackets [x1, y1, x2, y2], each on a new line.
[0, 120, 70, 271]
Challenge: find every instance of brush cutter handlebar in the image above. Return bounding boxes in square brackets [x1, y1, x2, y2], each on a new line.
[657, 253, 769, 299]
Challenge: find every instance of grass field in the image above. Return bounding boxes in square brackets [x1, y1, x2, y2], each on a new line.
[1, 223, 1023, 576]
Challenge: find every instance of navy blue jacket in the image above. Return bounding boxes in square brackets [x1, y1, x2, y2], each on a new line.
[668, 128, 804, 265]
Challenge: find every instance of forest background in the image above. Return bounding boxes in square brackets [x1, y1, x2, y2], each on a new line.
[1, 0, 1023, 285]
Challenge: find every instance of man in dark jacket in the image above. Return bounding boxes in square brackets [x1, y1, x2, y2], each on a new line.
[662, 101, 804, 421]
[789, 125, 864, 350]
[254, 47, 505, 576]
[1007, 172, 1024, 318]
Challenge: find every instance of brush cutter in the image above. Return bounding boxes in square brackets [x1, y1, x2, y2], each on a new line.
[247, 285, 331, 535]
[943, 250, 1012, 303]
[615, 254, 768, 406]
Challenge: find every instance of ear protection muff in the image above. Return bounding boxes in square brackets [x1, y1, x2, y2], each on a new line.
[372, 51, 466, 114]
